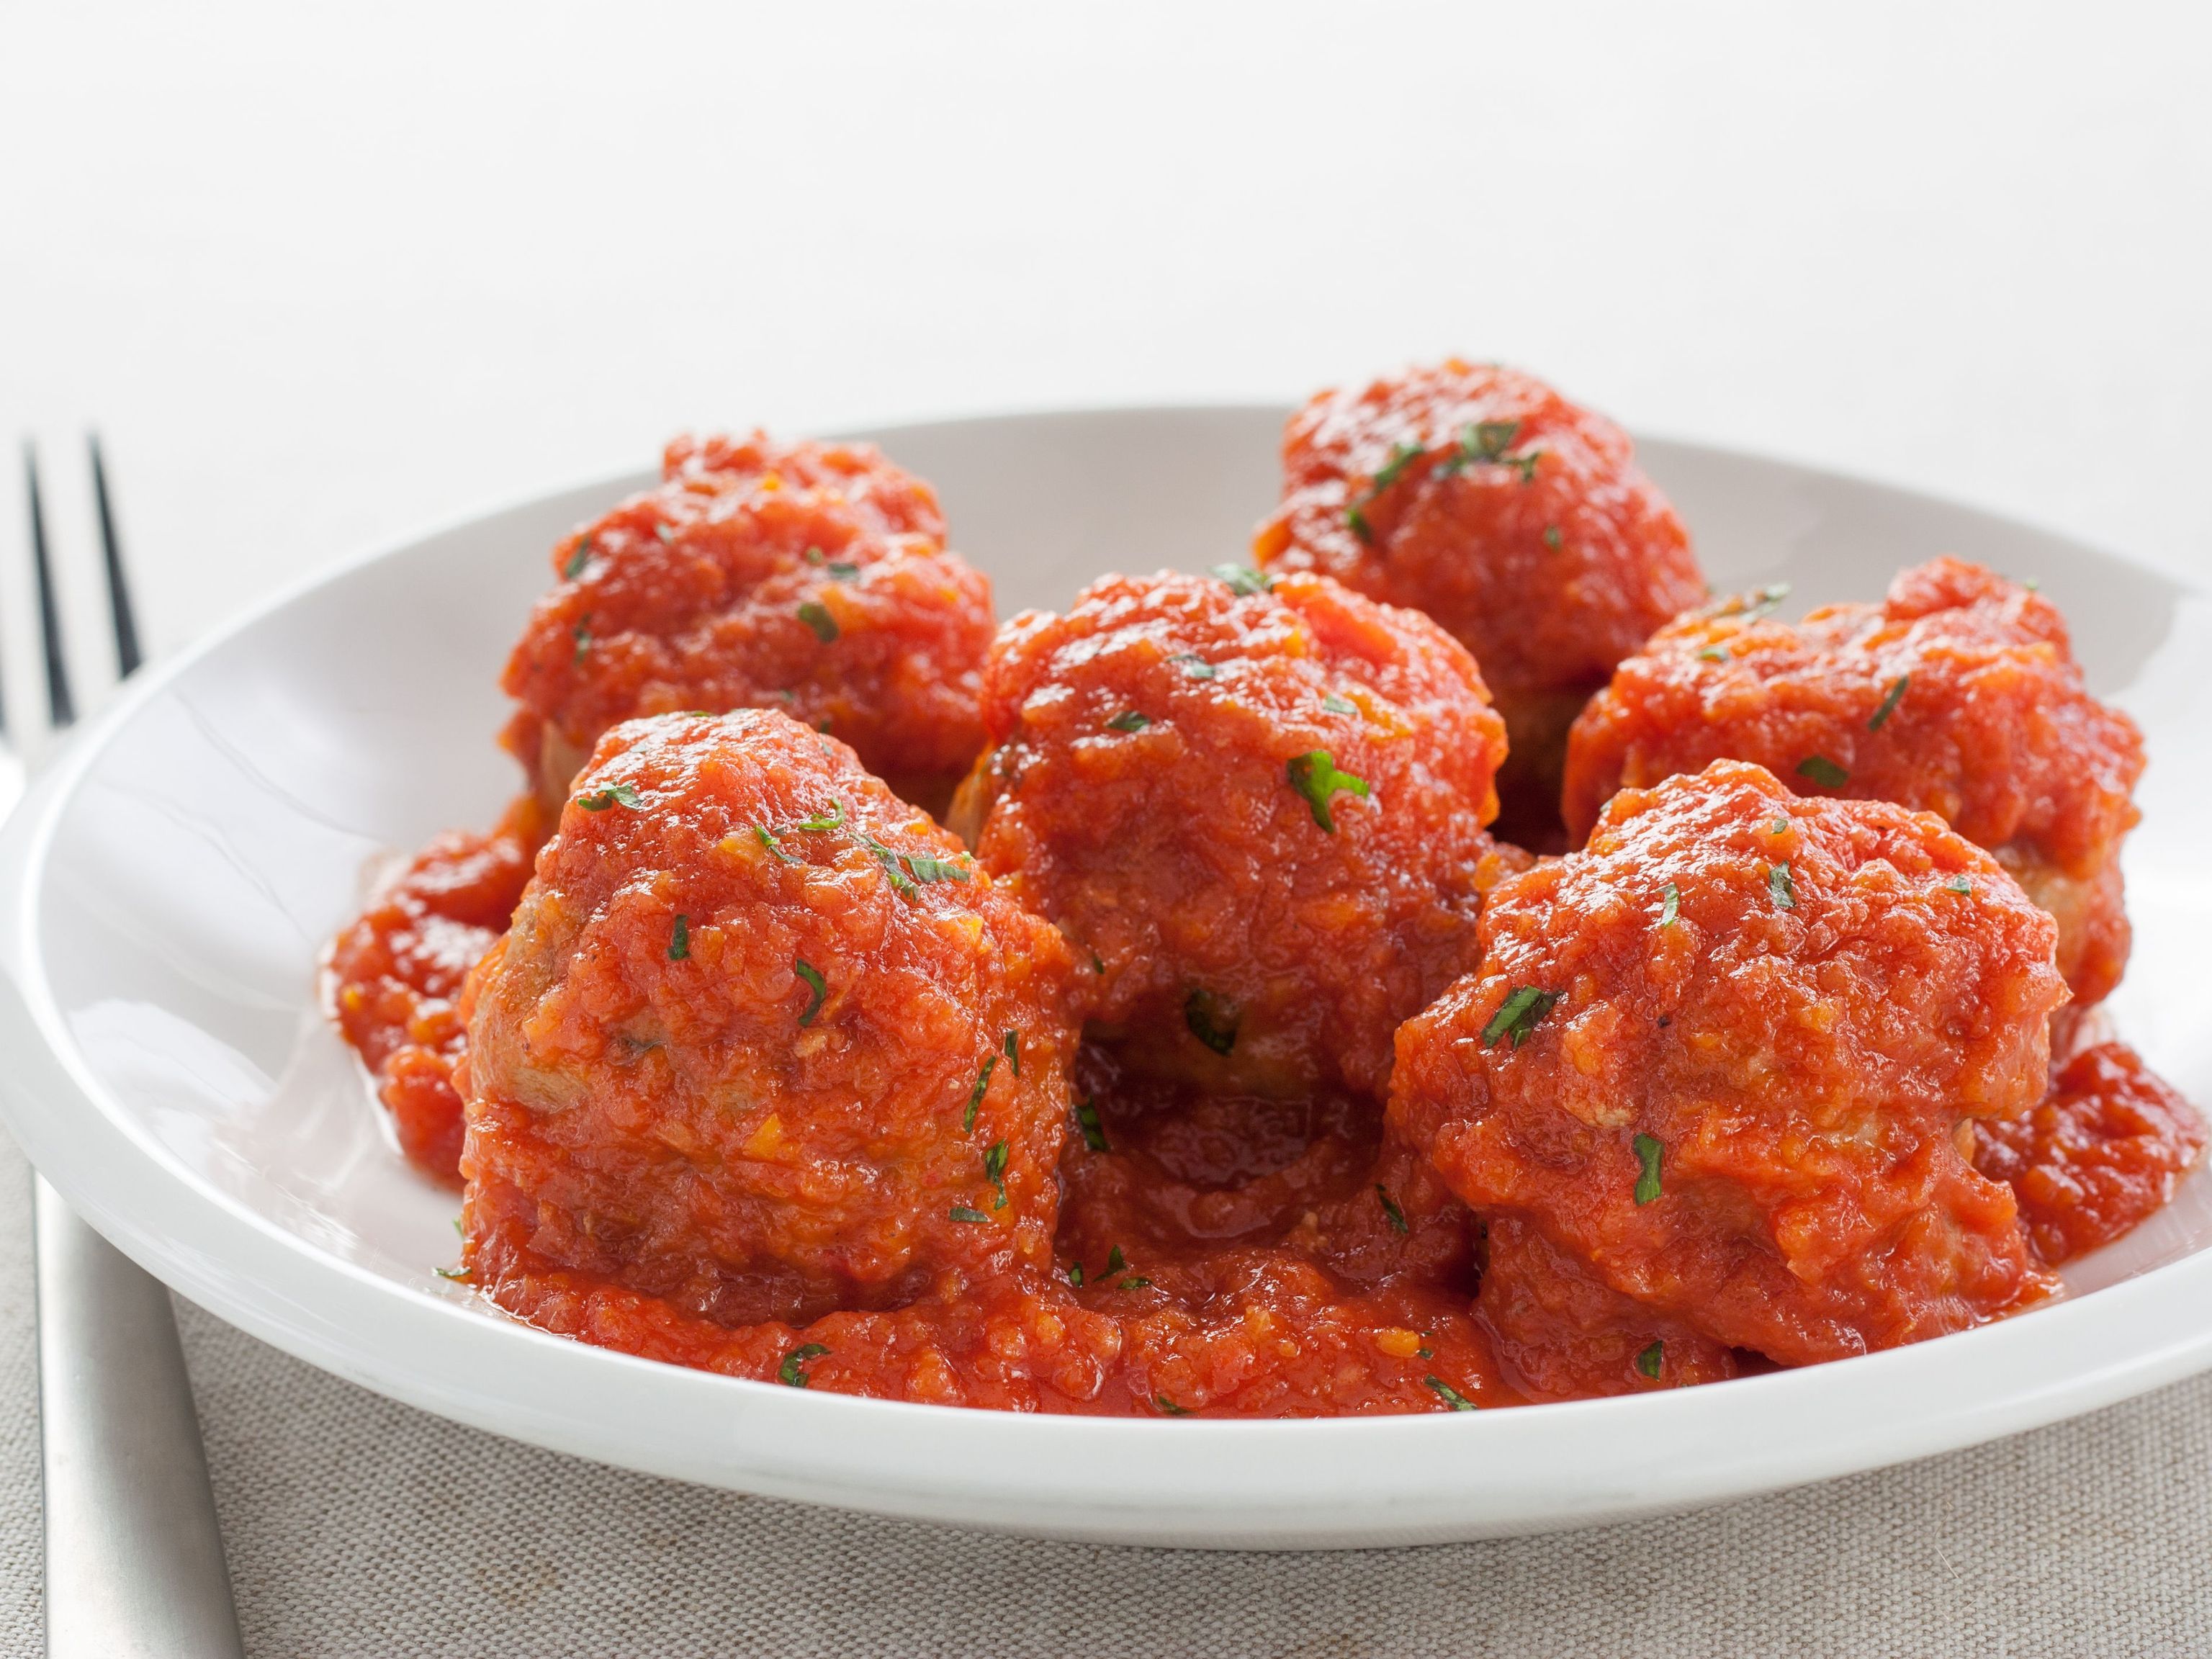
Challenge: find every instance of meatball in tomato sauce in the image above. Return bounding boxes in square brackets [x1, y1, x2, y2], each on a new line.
[460, 709, 1084, 1331]
[502, 435, 992, 819]
[1392, 760, 2067, 1369]
[1254, 360, 1703, 843]
[956, 567, 1514, 1102]
[1564, 557, 2145, 1007]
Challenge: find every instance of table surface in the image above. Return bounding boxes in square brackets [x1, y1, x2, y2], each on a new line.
[4, 4, 2211, 1653]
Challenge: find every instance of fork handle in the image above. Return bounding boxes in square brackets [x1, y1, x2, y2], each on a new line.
[35, 1177, 244, 1658]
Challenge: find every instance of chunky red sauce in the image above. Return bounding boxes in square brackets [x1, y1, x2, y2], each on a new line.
[327, 383, 2203, 1418]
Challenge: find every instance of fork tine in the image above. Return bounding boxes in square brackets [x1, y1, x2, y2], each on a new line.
[86, 436, 142, 680]
[22, 443, 74, 730]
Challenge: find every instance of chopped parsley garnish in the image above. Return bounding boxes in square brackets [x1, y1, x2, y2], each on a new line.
[1155, 1395, 1193, 1416]
[1002, 1030, 1020, 1076]
[1795, 755, 1849, 789]
[1118, 1276, 1152, 1290]
[1321, 693, 1357, 716]
[860, 833, 920, 898]
[1106, 709, 1151, 732]
[902, 850, 971, 884]
[797, 600, 839, 642]
[1184, 989, 1239, 1056]
[778, 1343, 830, 1387]
[1344, 503, 1375, 544]
[1769, 862, 1796, 910]
[1105, 1246, 1126, 1274]
[1945, 873, 1973, 896]
[984, 1139, 1010, 1209]
[1869, 674, 1909, 732]
[1075, 1096, 1110, 1153]
[1697, 645, 1729, 662]
[1424, 1377, 1478, 1411]
[1633, 1133, 1665, 1205]
[1376, 1185, 1409, 1236]
[1369, 439, 1427, 495]
[1211, 562, 1273, 596]
[667, 914, 690, 961]
[1747, 583, 1792, 616]
[1543, 525, 1563, 550]
[1066, 1263, 1085, 1287]
[571, 619, 593, 665]
[1434, 419, 1521, 478]
[1659, 881, 1680, 928]
[1481, 986, 1559, 1049]
[562, 536, 594, 580]
[1169, 652, 1218, 680]
[804, 545, 823, 563]
[433, 1264, 469, 1281]
[792, 801, 844, 832]
[1768, 817, 1789, 835]
[806, 548, 860, 581]
[1089, 950, 1106, 975]
[1286, 749, 1371, 832]
[964, 1055, 997, 1131]
[949, 1205, 992, 1224]
[793, 960, 827, 1027]
[754, 824, 798, 864]
[575, 783, 642, 811]
[1635, 1341, 1663, 1380]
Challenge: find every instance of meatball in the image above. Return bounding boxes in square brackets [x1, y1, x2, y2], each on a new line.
[460, 709, 1084, 1330]
[330, 806, 539, 1184]
[501, 433, 992, 819]
[1253, 359, 1704, 843]
[1564, 558, 2145, 1006]
[956, 567, 1513, 1100]
[1975, 1041, 2206, 1266]
[1390, 760, 2067, 1367]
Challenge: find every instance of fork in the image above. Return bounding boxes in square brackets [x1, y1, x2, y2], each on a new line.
[21, 439, 245, 1658]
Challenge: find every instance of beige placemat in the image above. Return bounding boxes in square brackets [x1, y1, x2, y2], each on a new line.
[1, 1127, 2206, 1658]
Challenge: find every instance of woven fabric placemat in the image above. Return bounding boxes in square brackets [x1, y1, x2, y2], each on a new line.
[0, 1128, 2206, 1657]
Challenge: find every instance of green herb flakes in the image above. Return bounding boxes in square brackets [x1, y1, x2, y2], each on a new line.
[860, 833, 920, 898]
[1376, 1185, 1410, 1236]
[797, 600, 839, 642]
[667, 914, 691, 961]
[1286, 749, 1371, 832]
[1769, 862, 1796, 910]
[1106, 1246, 1126, 1274]
[1434, 419, 1521, 479]
[1635, 1341, 1663, 1380]
[754, 824, 797, 865]
[949, 1205, 992, 1225]
[574, 783, 642, 811]
[1481, 986, 1559, 1049]
[1543, 525, 1563, 550]
[1795, 755, 1849, 790]
[1169, 652, 1218, 680]
[1066, 1263, 1086, 1287]
[571, 620, 593, 665]
[792, 801, 844, 832]
[984, 1139, 1010, 1210]
[433, 1264, 469, 1281]
[1211, 562, 1273, 596]
[1106, 709, 1151, 732]
[1869, 674, 1910, 732]
[562, 536, 594, 580]
[1076, 1096, 1110, 1153]
[1425, 1377, 1478, 1411]
[1698, 645, 1729, 662]
[902, 851, 971, 885]
[1370, 439, 1427, 494]
[1184, 989, 1239, 1056]
[963, 1055, 998, 1131]
[1945, 873, 1973, 896]
[1633, 1133, 1664, 1205]
[778, 1343, 830, 1387]
[793, 960, 827, 1027]
[1156, 1395, 1193, 1416]
[1659, 881, 1680, 927]
[1344, 503, 1375, 544]
[1321, 693, 1357, 716]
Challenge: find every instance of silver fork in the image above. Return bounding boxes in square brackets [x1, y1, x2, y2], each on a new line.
[20, 440, 245, 1658]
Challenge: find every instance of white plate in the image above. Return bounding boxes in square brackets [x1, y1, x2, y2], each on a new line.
[2, 406, 2209, 1550]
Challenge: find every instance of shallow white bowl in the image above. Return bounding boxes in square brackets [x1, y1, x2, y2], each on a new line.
[1, 406, 2208, 1549]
